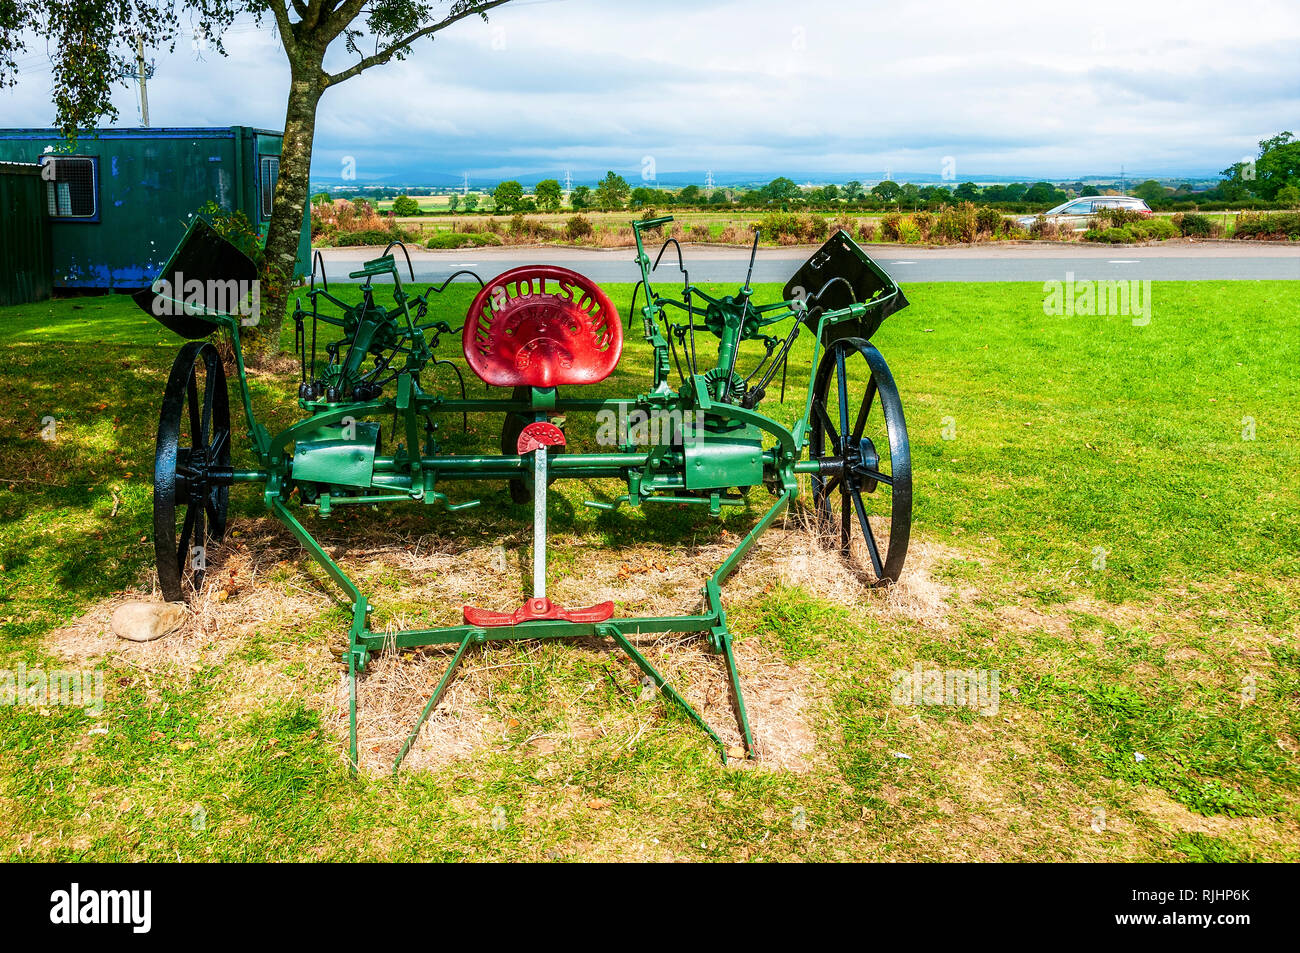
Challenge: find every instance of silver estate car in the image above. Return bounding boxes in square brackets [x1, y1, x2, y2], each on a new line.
[1016, 195, 1153, 231]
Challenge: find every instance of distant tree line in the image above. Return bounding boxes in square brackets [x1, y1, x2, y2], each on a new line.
[313, 133, 1299, 214]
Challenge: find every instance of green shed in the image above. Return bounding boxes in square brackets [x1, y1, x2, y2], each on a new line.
[0, 161, 53, 305]
[0, 126, 310, 291]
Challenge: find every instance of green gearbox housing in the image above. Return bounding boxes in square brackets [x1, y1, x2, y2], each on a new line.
[683, 415, 764, 490]
[292, 420, 382, 491]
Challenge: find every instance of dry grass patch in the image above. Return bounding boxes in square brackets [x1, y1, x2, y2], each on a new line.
[44, 498, 991, 780]
[1129, 787, 1297, 853]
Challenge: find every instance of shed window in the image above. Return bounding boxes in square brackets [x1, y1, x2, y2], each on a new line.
[43, 156, 98, 220]
[260, 156, 280, 219]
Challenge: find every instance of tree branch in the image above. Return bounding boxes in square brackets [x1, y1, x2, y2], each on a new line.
[323, 0, 512, 87]
[270, 1, 297, 52]
[320, 0, 368, 44]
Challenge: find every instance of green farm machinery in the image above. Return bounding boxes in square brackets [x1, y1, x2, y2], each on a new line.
[139, 216, 913, 772]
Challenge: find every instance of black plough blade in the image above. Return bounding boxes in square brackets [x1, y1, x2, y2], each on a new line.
[133, 218, 259, 339]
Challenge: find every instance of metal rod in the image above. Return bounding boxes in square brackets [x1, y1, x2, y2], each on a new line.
[719, 631, 756, 758]
[533, 448, 547, 599]
[348, 648, 358, 774]
[392, 633, 475, 776]
[356, 614, 721, 651]
[603, 625, 726, 757]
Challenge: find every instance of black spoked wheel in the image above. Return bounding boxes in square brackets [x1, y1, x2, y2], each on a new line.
[154, 341, 231, 601]
[810, 337, 912, 585]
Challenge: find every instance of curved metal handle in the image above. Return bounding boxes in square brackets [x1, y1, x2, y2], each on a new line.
[382, 240, 416, 282]
[311, 250, 329, 293]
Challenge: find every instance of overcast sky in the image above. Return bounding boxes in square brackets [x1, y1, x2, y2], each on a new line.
[3, 0, 1298, 184]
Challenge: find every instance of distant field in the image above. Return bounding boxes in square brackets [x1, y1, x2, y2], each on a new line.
[351, 203, 1296, 247]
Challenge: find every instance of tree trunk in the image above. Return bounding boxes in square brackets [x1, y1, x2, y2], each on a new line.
[251, 60, 324, 360]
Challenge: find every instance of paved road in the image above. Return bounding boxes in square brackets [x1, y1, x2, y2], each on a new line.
[318, 242, 1300, 285]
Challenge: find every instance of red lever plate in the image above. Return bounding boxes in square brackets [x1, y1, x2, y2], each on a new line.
[463, 597, 615, 627]
[517, 421, 566, 454]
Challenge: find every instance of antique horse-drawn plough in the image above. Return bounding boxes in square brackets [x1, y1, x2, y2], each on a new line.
[139, 216, 912, 772]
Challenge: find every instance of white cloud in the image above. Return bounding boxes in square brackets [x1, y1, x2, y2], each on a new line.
[3, 0, 1297, 181]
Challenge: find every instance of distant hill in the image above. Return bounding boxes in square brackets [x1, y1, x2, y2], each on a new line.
[311, 168, 1224, 192]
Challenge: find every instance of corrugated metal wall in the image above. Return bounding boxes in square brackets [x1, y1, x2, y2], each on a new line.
[0, 162, 53, 306]
[0, 128, 310, 290]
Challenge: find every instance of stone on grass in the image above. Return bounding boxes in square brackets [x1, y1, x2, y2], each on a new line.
[111, 602, 188, 643]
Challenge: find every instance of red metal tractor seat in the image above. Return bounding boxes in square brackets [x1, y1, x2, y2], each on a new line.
[462, 266, 622, 387]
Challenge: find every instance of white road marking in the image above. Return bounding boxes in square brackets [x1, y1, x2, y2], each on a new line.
[1108, 259, 1140, 264]
[891, 260, 917, 264]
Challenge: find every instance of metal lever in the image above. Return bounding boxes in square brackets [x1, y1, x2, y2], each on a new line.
[532, 439, 548, 599]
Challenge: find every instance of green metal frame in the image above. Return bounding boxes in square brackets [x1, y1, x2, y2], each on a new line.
[181, 218, 902, 774]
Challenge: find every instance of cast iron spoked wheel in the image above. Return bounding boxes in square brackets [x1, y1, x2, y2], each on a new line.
[154, 341, 231, 601]
[809, 337, 912, 585]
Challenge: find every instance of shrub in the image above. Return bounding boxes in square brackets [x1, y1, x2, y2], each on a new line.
[975, 206, 1002, 236]
[310, 197, 396, 244]
[757, 212, 830, 243]
[857, 221, 878, 242]
[1083, 226, 1135, 244]
[1172, 212, 1215, 237]
[1028, 215, 1060, 240]
[999, 217, 1027, 238]
[933, 202, 978, 243]
[911, 211, 934, 239]
[1094, 206, 1145, 228]
[879, 212, 903, 242]
[1128, 217, 1178, 241]
[1233, 211, 1300, 240]
[827, 218, 857, 238]
[425, 231, 502, 249]
[593, 226, 635, 248]
[333, 228, 415, 247]
[565, 215, 594, 241]
[801, 215, 830, 242]
[464, 216, 504, 235]
[506, 214, 557, 241]
[759, 211, 802, 240]
[689, 224, 712, 242]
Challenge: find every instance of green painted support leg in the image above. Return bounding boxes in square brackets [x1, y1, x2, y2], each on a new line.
[348, 648, 359, 774]
[392, 632, 476, 776]
[718, 629, 756, 759]
[601, 624, 729, 761]
[346, 598, 369, 777]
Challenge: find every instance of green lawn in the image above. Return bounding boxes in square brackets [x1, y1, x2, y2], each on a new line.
[1, 280, 1296, 861]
